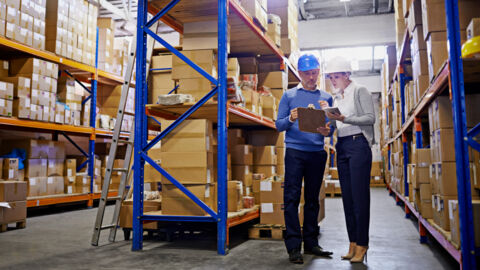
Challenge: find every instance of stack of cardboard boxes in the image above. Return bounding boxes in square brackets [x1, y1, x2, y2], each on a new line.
[97, 17, 115, 73]
[239, 0, 268, 31]
[149, 54, 175, 104]
[96, 84, 135, 131]
[45, 0, 98, 66]
[174, 50, 217, 102]
[266, 14, 281, 47]
[159, 119, 218, 215]
[3, 0, 46, 49]
[421, 0, 479, 81]
[57, 76, 83, 126]
[410, 148, 433, 218]
[267, 0, 298, 56]
[0, 181, 27, 226]
[370, 161, 384, 185]
[182, 20, 230, 52]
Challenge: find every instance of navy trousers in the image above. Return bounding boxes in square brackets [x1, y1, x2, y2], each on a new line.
[284, 148, 327, 252]
[336, 134, 372, 247]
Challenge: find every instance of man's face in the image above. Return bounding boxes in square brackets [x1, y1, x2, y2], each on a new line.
[299, 69, 320, 90]
[327, 72, 350, 90]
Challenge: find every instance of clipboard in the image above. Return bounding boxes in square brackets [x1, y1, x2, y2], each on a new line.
[297, 107, 326, 133]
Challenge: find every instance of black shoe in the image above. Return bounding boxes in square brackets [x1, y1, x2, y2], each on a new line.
[304, 246, 334, 257]
[288, 249, 304, 264]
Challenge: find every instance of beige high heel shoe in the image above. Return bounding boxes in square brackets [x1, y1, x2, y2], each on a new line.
[350, 245, 368, 263]
[341, 242, 356, 260]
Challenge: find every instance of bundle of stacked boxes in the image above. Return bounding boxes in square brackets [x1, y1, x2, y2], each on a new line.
[0, 181, 27, 227]
[45, 0, 98, 66]
[3, 0, 46, 49]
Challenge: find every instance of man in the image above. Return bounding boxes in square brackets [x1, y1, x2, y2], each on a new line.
[275, 53, 334, 264]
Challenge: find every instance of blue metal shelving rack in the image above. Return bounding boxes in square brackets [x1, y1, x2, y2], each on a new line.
[386, 1, 478, 268]
[133, 0, 229, 254]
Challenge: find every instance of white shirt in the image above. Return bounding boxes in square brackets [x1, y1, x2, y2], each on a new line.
[333, 81, 363, 137]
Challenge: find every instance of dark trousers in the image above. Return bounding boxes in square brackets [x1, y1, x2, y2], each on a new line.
[284, 148, 327, 252]
[336, 134, 372, 247]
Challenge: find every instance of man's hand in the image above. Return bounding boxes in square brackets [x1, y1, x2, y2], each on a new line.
[326, 111, 345, 122]
[317, 122, 331, 136]
[289, 108, 298, 122]
[318, 100, 329, 109]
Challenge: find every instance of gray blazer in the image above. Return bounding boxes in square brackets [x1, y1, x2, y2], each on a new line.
[331, 84, 376, 147]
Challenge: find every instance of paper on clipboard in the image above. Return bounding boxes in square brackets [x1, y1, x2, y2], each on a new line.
[297, 107, 326, 133]
[322, 107, 341, 115]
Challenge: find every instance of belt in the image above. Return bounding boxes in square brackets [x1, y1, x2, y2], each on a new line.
[338, 133, 364, 141]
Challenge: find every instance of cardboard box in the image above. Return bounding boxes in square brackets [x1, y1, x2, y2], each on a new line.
[0, 98, 13, 116]
[161, 136, 212, 153]
[239, 0, 268, 30]
[0, 76, 30, 98]
[418, 200, 433, 219]
[3, 158, 19, 180]
[260, 203, 304, 225]
[46, 176, 64, 195]
[119, 199, 161, 229]
[467, 18, 480, 39]
[450, 200, 480, 248]
[172, 50, 217, 80]
[27, 177, 47, 197]
[435, 129, 455, 162]
[25, 159, 47, 178]
[64, 159, 76, 177]
[162, 183, 217, 216]
[426, 31, 448, 81]
[151, 54, 172, 71]
[230, 145, 253, 165]
[432, 194, 457, 231]
[253, 146, 277, 165]
[231, 165, 253, 186]
[160, 119, 213, 139]
[260, 71, 288, 90]
[228, 181, 243, 212]
[0, 81, 14, 100]
[253, 165, 276, 178]
[0, 181, 27, 202]
[47, 159, 64, 177]
[259, 180, 283, 203]
[0, 201, 26, 223]
[9, 58, 43, 76]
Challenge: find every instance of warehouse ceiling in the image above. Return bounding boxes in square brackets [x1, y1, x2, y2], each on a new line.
[300, 0, 393, 20]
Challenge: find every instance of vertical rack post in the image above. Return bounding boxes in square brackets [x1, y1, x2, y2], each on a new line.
[88, 27, 99, 202]
[133, 0, 148, 251]
[414, 117, 423, 148]
[444, 0, 476, 269]
[217, 0, 228, 255]
[402, 133, 409, 198]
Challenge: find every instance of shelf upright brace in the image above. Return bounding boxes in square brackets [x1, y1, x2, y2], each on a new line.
[414, 117, 423, 149]
[133, 0, 149, 252]
[217, 0, 229, 255]
[445, 1, 477, 269]
[399, 67, 406, 125]
[402, 133, 409, 198]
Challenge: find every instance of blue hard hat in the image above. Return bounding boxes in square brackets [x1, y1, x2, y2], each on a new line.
[298, 54, 320, 72]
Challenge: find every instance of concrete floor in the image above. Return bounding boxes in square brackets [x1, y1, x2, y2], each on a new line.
[0, 188, 458, 270]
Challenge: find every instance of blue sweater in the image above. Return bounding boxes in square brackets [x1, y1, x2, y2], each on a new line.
[275, 87, 333, 152]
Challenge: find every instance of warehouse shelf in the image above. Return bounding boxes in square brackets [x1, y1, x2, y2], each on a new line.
[384, 57, 480, 146]
[0, 116, 94, 136]
[27, 191, 118, 208]
[383, 1, 479, 268]
[145, 103, 276, 129]
[0, 36, 124, 85]
[388, 185, 461, 263]
[387, 30, 409, 97]
[148, 0, 301, 82]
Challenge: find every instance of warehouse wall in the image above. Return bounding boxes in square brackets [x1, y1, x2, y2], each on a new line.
[352, 75, 382, 93]
[298, 14, 396, 49]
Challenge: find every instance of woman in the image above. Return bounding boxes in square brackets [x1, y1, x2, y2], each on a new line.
[320, 56, 375, 264]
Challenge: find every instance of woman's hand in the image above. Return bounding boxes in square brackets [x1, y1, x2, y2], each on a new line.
[317, 122, 331, 136]
[326, 111, 345, 122]
[318, 100, 329, 109]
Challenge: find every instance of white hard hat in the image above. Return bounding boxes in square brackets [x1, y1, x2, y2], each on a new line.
[325, 56, 352, 74]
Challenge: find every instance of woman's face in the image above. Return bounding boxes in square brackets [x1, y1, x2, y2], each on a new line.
[328, 72, 350, 90]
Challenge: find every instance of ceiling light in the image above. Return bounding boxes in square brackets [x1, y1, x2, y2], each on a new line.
[340, 0, 351, 2]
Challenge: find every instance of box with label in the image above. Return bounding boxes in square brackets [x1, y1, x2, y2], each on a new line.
[0, 98, 13, 116]
[64, 159, 76, 177]
[9, 58, 44, 76]
[0, 81, 14, 100]
[260, 71, 288, 90]
[25, 159, 47, 178]
[231, 165, 253, 186]
[228, 181, 243, 212]
[230, 145, 253, 165]
[450, 200, 480, 248]
[0, 181, 27, 202]
[27, 177, 47, 197]
[260, 180, 283, 204]
[3, 158, 19, 180]
[432, 194, 456, 231]
[0, 76, 30, 98]
[239, 0, 268, 30]
[467, 18, 480, 39]
[1, 139, 65, 159]
[241, 89, 259, 114]
[260, 203, 304, 225]
[253, 165, 276, 178]
[45, 176, 64, 195]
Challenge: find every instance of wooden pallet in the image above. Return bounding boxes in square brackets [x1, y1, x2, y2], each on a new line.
[249, 224, 286, 240]
[0, 219, 26, 233]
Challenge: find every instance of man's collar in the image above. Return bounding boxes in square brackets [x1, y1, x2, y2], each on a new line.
[297, 83, 320, 92]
